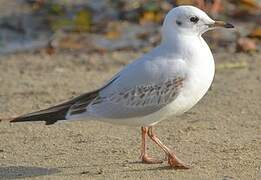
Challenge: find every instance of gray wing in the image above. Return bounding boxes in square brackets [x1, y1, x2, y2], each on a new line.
[68, 77, 185, 119]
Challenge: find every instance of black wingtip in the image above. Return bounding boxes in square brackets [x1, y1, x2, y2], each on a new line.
[10, 113, 62, 125]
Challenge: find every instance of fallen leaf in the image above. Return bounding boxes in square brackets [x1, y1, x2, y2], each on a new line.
[248, 27, 261, 39]
[140, 11, 155, 23]
[239, 0, 261, 10]
[74, 9, 92, 32]
[106, 31, 121, 40]
[140, 11, 163, 24]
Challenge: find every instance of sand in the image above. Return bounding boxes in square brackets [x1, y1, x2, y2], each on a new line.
[0, 51, 260, 179]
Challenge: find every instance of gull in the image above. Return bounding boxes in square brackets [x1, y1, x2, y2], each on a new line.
[9, 6, 234, 169]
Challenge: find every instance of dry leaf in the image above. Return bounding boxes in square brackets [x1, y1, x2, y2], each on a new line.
[240, 0, 260, 10]
[106, 31, 121, 40]
[140, 11, 163, 24]
[140, 11, 155, 23]
[248, 27, 261, 39]
[74, 9, 92, 32]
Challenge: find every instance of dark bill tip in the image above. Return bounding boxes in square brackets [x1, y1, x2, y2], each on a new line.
[224, 23, 234, 29]
[212, 21, 235, 29]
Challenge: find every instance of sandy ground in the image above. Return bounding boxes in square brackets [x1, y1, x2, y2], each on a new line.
[0, 51, 260, 180]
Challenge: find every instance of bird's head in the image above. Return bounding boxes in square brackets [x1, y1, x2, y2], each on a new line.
[162, 5, 234, 39]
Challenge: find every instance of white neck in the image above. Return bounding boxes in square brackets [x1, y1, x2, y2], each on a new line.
[162, 32, 206, 54]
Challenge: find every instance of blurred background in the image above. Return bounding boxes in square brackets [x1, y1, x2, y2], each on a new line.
[0, 0, 260, 55]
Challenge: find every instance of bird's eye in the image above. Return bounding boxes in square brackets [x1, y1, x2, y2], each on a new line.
[190, 16, 199, 23]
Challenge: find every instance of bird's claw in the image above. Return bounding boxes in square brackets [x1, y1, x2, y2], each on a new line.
[167, 153, 190, 169]
[141, 154, 163, 164]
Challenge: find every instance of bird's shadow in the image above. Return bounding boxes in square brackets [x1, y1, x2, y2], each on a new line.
[0, 161, 187, 179]
[0, 166, 60, 179]
[59, 160, 185, 176]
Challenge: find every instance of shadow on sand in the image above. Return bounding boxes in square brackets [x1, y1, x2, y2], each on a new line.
[0, 166, 60, 179]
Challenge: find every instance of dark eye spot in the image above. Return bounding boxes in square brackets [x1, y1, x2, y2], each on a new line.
[190, 16, 199, 23]
[176, 20, 182, 26]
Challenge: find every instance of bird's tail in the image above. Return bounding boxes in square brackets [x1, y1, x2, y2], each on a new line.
[7, 90, 99, 125]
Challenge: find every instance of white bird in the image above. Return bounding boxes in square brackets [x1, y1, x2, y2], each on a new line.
[9, 6, 234, 169]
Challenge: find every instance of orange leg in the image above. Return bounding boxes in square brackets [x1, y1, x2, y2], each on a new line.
[140, 127, 163, 164]
[147, 127, 189, 169]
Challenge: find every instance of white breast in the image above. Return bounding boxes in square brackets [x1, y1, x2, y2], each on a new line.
[164, 39, 215, 119]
